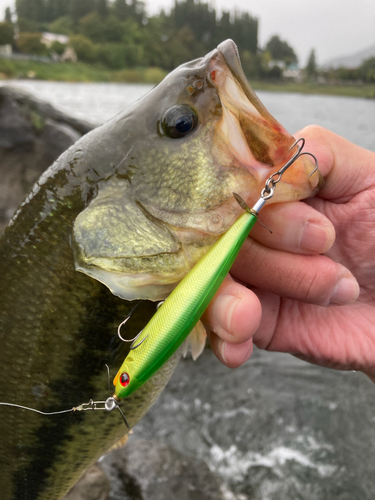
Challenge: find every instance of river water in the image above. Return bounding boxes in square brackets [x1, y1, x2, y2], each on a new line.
[2, 79, 375, 152]
[3, 80, 375, 499]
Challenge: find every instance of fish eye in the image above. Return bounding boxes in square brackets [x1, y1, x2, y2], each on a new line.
[161, 105, 198, 139]
[119, 372, 130, 387]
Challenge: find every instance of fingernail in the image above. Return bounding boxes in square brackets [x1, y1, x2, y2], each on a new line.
[300, 222, 332, 253]
[214, 294, 238, 335]
[329, 278, 360, 305]
[220, 340, 228, 364]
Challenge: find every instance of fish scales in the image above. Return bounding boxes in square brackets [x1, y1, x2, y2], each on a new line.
[0, 40, 320, 499]
[0, 164, 180, 499]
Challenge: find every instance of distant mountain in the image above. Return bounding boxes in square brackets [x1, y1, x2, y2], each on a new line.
[322, 43, 375, 69]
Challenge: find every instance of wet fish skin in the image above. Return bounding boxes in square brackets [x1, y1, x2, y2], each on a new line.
[0, 39, 320, 500]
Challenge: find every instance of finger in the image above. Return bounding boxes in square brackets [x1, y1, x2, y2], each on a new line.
[202, 274, 262, 345]
[231, 237, 359, 306]
[208, 332, 254, 369]
[296, 125, 375, 201]
[250, 200, 335, 255]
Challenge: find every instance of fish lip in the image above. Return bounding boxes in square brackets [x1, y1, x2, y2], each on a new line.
[215, 39, 286, 134]
[217, 40, 248, 95]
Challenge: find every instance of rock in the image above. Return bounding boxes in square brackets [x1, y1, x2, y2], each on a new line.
[63, 464, 110, 500]
[0, 86, 94, 233]
[100, 439, 225, 500]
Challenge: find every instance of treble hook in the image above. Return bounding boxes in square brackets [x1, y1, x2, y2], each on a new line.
[117, 301, 164, 350]
[261, 138, 318, 201]
[117, 319, 148, 350]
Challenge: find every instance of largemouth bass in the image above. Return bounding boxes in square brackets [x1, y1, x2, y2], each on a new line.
[0, 40, 320, 500]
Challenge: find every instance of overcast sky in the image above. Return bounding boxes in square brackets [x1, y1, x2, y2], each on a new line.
[1, 0, 374, 65]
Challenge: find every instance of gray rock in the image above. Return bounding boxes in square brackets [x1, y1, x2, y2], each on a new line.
[0, 86, 94, 233]
[63, 464, 111, 500]
[100, 439, 225, 500]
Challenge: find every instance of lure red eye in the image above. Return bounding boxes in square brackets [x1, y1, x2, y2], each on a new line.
[119, 372, 130, 387]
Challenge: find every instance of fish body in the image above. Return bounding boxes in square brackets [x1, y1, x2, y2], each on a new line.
[0, 40, 320, 500]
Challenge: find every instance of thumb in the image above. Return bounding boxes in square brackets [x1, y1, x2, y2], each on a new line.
[295, 125, 375, 201]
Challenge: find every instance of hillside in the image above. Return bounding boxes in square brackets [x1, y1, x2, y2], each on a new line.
[323, 43, 375, 69]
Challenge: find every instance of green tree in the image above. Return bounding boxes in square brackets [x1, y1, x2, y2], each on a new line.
[138, 15, 171, 68]
[97, 0, 109, 19]
[127, 0, 146, 23]
[232, 12, 258, 55]
[113, 0, 130, 21]
[173, 0, 216, 50]
[48, 15, 74, 35]
[16, 32, 46, 54]
[305, 48, 317, 79]
[96, 42, 143, 68]
[240, 50, 257, 78]
[69, 0, 94, 24]
[69, 34, 97, 62]
[0, 22, 14, 44]
[79, 12, 105, 41]
[45, 0, 70, 23]
[17, 17, 43, 33]
[265, 35, 297, 64]
[15, 0, 46, 22]
[4, 7, 12, 23]
[79, 12, 124, 43]
[358, 56, 375, 82]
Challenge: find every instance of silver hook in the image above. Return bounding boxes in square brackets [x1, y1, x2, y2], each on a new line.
[260, 138, 318, 201]
[117, 321, 148, 350]
[117, 300, 163, 350]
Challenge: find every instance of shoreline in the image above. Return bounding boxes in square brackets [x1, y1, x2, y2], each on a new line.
[1, 58, 375, 99]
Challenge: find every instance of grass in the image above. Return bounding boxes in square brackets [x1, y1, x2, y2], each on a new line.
[251, 80, 375, 99]
[1, 58, 374, 99]
[0, 58, 167, 84]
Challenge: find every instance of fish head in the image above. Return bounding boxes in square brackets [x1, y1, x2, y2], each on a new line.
[73, 40, 322, 301]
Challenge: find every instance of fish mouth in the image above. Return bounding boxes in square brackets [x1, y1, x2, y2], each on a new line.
[208, 39, 321, 203]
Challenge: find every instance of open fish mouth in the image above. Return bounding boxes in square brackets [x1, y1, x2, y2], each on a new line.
[208, 39, 321, 204]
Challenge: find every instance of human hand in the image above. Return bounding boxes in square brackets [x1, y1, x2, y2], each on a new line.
[203, 125, 375, 381]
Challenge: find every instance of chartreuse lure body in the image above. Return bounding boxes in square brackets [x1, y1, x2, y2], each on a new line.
[113, 195, 260, 399]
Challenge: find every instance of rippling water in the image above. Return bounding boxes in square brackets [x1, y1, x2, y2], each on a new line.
[2, 79, 375, 499]
[2, 79, 375, 152]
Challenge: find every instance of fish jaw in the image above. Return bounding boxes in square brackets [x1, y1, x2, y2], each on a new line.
[208, 39, 322, 205]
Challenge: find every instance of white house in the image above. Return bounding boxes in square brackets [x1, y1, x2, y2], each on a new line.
[41, 32, 77, 62]
[0, 44, 12, 57]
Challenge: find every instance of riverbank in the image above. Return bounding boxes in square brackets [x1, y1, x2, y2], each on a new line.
[251, 80, 375, 99]
[0, 58, 168, 84]
[1, 57, 375, 99]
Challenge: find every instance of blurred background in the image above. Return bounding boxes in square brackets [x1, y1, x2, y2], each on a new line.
[1, 2, 375, 500]
[0, 0, 374, 93]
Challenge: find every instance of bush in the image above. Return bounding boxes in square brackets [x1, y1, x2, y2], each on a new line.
[69, 35, 97, 63]
[96, 43, 143, 69]
[16, 33, 46, 55]
[50, 40, 66, 56]
[143, 67, 167, 83]
[0, 22, 14, 45]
